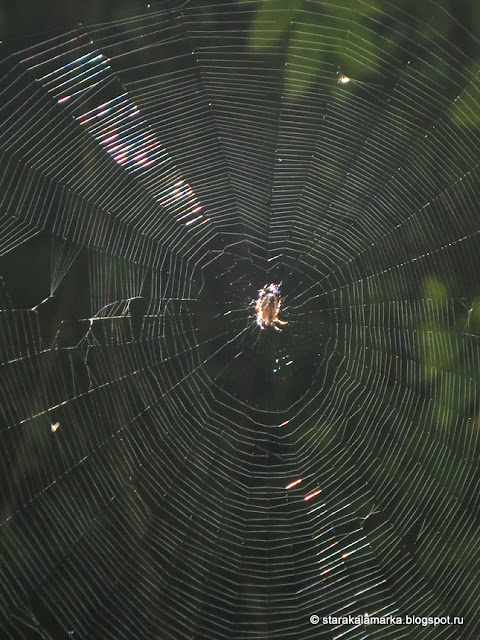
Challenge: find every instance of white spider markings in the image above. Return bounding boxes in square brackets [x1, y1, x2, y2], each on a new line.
[254, 283, 288, 331]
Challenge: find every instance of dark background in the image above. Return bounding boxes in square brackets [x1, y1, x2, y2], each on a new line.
[2, 1, 480, 639]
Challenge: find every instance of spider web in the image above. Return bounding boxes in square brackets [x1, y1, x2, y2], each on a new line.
[1, 0, 480, 638]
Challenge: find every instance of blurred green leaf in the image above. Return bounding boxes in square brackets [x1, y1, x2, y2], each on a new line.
[249, 0, 303, 52]
[424, 275, 448, 302]
[284, 11, 332, 97]
[450, 70, 480, 128]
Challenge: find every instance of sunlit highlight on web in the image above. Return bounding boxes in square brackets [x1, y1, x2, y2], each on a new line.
[28, 40, 206, 229]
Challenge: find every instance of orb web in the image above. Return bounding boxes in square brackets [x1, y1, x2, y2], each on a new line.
[1, 1, 480, 638]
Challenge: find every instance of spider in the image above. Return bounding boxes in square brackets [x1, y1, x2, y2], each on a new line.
[254, 283, 288, 331]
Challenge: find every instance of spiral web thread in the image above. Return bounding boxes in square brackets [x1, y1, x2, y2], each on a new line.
[1, 0, 480, 638]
